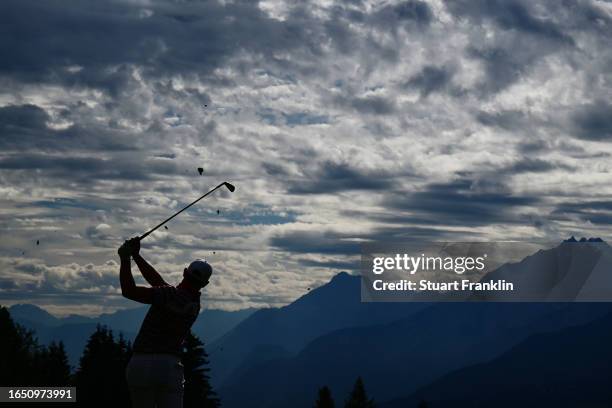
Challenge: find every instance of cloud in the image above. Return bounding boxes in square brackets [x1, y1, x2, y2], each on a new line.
[371, 0, 434, 29]
[1, 0, 611, 313]
[405, 65, 455, 97]
[503, 158, 573, 174]
[270, 230, 360, 255]
[384, 179, 540, 226]
[287, 162, 399, 194]
[571, 102, 612, 141]
[552, 201, 612, 225]
[335, 95, 397, 115]
[445, 0, 573, 43]
[0, 0, 325, 89]
[475, 109, 526, 130]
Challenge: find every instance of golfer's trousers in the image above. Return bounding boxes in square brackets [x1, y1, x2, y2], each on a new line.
[126, 352, 184, 408]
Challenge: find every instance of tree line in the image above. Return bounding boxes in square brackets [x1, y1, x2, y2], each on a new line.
[0, 306, 219, 407]
[314, 380, 429, 408]
[314, 377, 375, 408]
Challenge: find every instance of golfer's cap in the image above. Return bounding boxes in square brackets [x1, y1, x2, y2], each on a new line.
[186, 259, 213, 285]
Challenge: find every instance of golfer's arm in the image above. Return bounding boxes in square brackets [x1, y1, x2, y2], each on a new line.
[133, 254, 167, 286]
[120, 256, 137, 296]
[120, 256, 153, 303]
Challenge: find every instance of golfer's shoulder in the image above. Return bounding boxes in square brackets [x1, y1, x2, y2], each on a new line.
[151, 284, 177, 303]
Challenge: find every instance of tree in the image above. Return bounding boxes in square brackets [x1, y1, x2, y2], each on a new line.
[344, 377, 375, 408]
[0, 306, 36, 385]
[182, 331, 221, 408]
[0, 306, 71, 387]
[314, 386, 335, 408]
[32, 341, 71, 385]
[75, 325, 132, 407]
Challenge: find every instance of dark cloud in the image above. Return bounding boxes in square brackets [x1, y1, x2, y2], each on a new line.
[0, 153, 181, 182]
[323, 16, 359, 55]
[262, 162, 290, 177]
[0, 104, 135, 152]
[287, 162, 397, 194]
[369, 225, 478, 240]
[503, 158, 573, 174]
[324, 0, 432, 54]
[468, 46, 532, 94]
[516, 139, 611, 159]
[475, 109, 526, 130]
[405, 65, 455, 97]
[270, 230, 360, 255]
[372, 0, 433, 28]
[384, 179, 539, 225]
[447, 0, 577, 94]
[0, 104, 48, 129]
[271, 224, 467, 258]
[552, 201, 612, 225]
[257, 109, 329, 127]
[342, 95, 396, 115]
[0, 0, 331, 92]
[446, 0, 573, 43]
[571, 102, 612, 141]
[0, 0, 438, 96]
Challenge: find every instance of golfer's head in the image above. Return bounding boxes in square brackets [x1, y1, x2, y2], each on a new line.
[183, 259, 213, 288]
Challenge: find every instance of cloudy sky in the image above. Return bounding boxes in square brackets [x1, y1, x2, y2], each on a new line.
[1, 0, 611, 316]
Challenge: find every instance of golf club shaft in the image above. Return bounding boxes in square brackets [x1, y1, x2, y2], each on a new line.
[139, 183, 227, 240]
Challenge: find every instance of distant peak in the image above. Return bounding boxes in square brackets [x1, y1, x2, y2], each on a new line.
[563, 236, 604, 243]
[10, 303, 45, 312]
[331, 271, 352, 281]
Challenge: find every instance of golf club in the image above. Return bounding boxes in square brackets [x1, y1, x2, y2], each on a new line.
[139, 182, 235, 240]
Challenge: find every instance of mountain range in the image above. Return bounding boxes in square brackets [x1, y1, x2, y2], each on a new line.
[6, 239, 612, 407]
[210, 240, 612, 407]
[381, 311, 612, 407]
[8, 303, 256, 367]
[476, 239, 612, 301]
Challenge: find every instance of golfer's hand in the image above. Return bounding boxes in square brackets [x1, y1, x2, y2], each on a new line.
[118, 241, 131, 259]
[128, 237, 140, 256]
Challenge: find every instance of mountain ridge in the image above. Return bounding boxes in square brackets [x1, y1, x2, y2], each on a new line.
[7, 303, 257, 367]
[380, 310, 612, 407]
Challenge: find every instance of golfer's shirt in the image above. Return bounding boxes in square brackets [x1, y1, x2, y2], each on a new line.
[133, 285, 201, 356]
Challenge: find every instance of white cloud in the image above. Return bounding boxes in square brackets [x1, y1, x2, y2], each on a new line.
[1, 0, 612, 314]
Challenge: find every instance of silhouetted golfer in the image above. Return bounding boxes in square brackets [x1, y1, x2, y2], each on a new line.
[118, 237, 212, 408]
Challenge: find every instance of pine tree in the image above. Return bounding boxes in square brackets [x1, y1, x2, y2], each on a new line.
[181, 331, 221, 408]
[75, 325, 131, 407]
[32, 341, 71, 386]
[314, 386, 335, 408]
[0, 306, 35, 385]
[344, 377, 375, 408]
[0, 306, 72, 388]
[47, 341, 71, 384]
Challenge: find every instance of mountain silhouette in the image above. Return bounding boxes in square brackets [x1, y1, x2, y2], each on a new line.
[208, 272, 427, 386]
[218, 302, 611, 408]
[476, 240, 612, 301]
[9, 303, 61, 326]
[214, 240, 612, 407]
[381, 311, 612, 407]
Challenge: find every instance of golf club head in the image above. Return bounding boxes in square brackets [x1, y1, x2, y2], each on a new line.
[223, 182, 236, 192]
